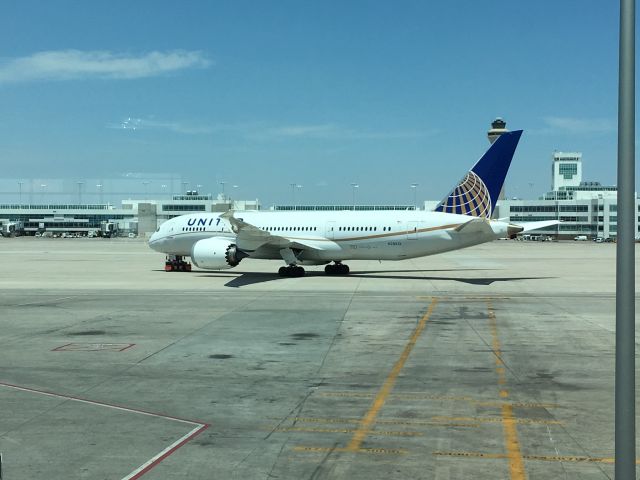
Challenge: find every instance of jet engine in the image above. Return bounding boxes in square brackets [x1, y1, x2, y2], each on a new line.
[190, 238, 247, 270]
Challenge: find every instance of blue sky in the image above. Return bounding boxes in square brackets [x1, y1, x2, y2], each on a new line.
[0, 1, 626, 206]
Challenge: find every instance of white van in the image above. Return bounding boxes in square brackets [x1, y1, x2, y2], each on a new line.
[574, 235, 587, 241]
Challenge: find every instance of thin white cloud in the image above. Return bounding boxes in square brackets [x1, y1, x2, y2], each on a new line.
[265, 124, 341, 138]
[261, 124, 436, 140]
[0, 50, 211, 84]
[536, 116, 615, 135]
[109, 117, 216, 135]
[109, 118, 439, 140]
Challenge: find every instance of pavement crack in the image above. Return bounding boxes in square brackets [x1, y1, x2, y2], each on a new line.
[308, 442, 339, 480]
[315, 288, 358, 376]
[264, 389, 314, 440]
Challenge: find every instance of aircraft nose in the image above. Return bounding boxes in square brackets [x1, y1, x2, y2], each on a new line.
[148, 231, 162, 251]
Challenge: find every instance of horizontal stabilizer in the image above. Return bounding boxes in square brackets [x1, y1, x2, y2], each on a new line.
[514, 220, 560, 232]
[453, 218, 494, 235]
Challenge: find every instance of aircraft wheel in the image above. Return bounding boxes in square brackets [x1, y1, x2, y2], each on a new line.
[278, 266, 287, 277]
[339, 264, 350, 274]
[293, 266, 305, 277]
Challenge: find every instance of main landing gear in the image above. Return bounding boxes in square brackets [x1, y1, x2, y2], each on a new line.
[279, 265, 305, 277]
[165, 255, 191, 272]
[324, 262, 350, 275]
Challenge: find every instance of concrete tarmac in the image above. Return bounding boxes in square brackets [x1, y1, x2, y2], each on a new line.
[0, 237, 636, 479]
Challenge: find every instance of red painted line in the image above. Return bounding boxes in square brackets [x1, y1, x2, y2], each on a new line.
[0, 381, 204, 425]
[125, 423, 209, 480]
[0, 381, 211, 479]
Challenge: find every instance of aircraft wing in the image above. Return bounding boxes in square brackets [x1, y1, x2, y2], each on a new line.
[513, 220, 560, 232]
[221, 210, 325, 252]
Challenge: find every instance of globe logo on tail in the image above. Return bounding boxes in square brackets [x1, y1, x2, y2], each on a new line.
[435, 171, 492, 218]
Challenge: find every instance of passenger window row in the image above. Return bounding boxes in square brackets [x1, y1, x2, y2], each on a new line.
[263, 226, 317, 232]
[180, 225, 395, 234]
[339, 226, 376, 232]
[183, 227, 208, 231]
[339, 227, 393, 232]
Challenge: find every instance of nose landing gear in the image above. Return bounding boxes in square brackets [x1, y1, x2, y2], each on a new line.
[165, 255, 192, 272]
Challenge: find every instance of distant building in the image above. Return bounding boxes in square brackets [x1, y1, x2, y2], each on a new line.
[551, 152, 582, 191]
[487, 117, 509, 202]
[487, 117, 508, 145]
[271, 205, 416, 211]
[0, 192, 260, 237]
[496, 152, 634, 239]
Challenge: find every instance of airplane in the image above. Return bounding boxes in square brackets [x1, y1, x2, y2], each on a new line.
[148, 130, 557, 277]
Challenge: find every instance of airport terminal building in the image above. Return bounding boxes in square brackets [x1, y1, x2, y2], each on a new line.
[0, 193, 260, 237]
[0, 151, 634, 240]
[495, 152, 634, 239]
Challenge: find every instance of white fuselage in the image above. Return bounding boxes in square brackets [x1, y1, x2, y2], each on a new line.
[149, 210, 510, 266]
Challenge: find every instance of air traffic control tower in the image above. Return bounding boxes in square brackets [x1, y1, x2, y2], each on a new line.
[487, 117, 509, 201]
[487, 117, 508, 144]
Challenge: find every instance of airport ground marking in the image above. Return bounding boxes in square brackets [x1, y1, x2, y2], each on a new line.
[433, 451, 640, 465]
[317, 391, 558, 409]
[0, 381, 209, 480]
[12, 296, 75, 307]
[487, 300, 527, 480]
[344, 297, 438, 452]
[430, 415, 562, 426]
[290, 414, 559, 428]
[416, 296, 512, 302]
[293, 446, 407, 455]
[290, 416, 480, 428]
[274, 426, 422, 436]
[52, 342, 136, 352]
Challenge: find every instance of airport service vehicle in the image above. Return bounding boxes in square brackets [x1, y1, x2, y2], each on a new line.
[100, 221, 118, 238]
[149, 130, 556, 276]
[574, 235, 588, 241]
[1, 221, 24, 237]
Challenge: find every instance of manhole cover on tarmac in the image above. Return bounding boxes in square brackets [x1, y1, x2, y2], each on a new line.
[52, 343, 135, 352]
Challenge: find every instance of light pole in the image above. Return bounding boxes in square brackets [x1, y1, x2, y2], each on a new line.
[411, 183, 419, 210]
[96, 184, 103, 204]
[290, 183, 296, 205]
[615, 0, 635, 477]
[40, 184, 47, 203]
[77, 181, 84, 204]
[142, 181, 150, 198]
[219, 181, 226, 200]
[296, 185, 303, 206]
[18, 181, 23, 204]
[182, 181, 189, 194]
[161, 184, 167, 198]
[351, 183, 359, 210]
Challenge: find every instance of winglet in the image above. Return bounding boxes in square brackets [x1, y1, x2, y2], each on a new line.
[435, 130, 523, 218]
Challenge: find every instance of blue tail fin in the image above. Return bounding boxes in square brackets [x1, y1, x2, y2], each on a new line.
[434, 130, 523, 218]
